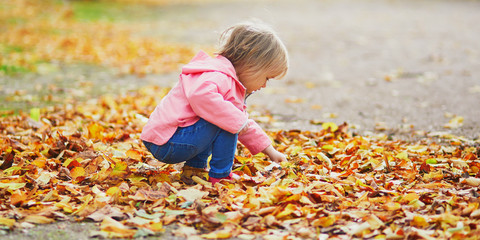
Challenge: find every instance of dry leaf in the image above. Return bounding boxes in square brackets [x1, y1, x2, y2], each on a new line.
[100, 217, 136, 238]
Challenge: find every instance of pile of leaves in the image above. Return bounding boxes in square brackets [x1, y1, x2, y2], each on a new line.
[1, 85, 480, 239]
[0, 0, 197, 75]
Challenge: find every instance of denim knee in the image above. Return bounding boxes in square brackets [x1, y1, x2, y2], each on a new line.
[143, 140, 198, 164]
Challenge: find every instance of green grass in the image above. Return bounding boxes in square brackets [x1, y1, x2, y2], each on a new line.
[72, 1, 118, 22]
[0, 65, 29, 75]
[71, 1, 157, 22]
[5, 17, 26, 25]
[3, 44, 24, 53]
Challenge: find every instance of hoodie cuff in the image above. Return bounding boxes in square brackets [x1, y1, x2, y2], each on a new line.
[238, 120, 272, 155]
[237, 119, 249, 134]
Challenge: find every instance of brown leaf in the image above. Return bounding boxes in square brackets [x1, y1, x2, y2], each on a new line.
[0, 151, 15, 170]
[129, 189, 168, 201]
[420, 161, 430, 173]
[87, 205, 125, 222]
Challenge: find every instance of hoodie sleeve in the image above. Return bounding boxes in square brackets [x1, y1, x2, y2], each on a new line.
[238, 119, 272, 155]
[184, 72, 248, 134]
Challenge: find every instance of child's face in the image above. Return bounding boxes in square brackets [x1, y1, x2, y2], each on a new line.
[240, 73, 270, 94]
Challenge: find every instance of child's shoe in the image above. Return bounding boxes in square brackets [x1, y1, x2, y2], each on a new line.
[180, 165, 208, 185]
[208, 172, 239, 185]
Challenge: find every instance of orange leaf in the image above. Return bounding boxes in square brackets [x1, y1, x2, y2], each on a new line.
[401, 193, 419, 204]
[24, 215, 55, 224]
[126, 149, 142, 161]
[10, 190, 27, 206]
[30, 158, 47, 169]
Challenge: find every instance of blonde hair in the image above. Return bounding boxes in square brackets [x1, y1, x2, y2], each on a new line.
[217, 21, 289, 81]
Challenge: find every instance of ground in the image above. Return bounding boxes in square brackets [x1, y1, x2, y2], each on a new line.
[1, 0, 479, 239]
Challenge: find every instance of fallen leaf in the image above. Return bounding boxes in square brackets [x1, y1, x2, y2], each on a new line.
[129, 189, 168, 201]
[177, 188, 208, 202]
[444, 116, 464, 129]
[411, 215, 429, 228]
[0, 217, 15, 228]
[100, 217, 136, 238]
[24, 215, 55, 224]
[70, 167, 86, 179]
[87, 205, 125, 222]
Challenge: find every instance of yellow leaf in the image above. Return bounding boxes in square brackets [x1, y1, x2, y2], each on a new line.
[0, 217, 15, 227]
[62, 158, 74, 168]
[70, 167, 86, 179]
[201, 229, 233, 239]
[111, 162, 128, 176]
[30, 108, 40, 122]
[88, 122, 104, 140]
[284, 194, 301, 202]
[276, 203, 299, 219]
[106, 186, 120, 196]
[322, 122, 338, 132]
[444, 116, 464, 129]
[395, 151, 409, 160]
[148, 222, 164, 232]
[411, 215, 429, 228]
[0, 182, 26, 190]
[312, 215, 336, 227]
[55, 202, 73, 213]
[321, 145, 334, 151]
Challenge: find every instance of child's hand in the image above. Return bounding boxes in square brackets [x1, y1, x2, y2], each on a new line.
[262, 145, 287, 163]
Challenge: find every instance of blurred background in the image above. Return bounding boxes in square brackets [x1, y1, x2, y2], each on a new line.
[1, 0, 479, 139]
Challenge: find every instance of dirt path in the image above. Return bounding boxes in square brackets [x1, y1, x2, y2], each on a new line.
[2, 0, 479, 239]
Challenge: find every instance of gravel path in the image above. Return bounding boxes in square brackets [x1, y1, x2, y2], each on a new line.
[145, 0, 480, 139]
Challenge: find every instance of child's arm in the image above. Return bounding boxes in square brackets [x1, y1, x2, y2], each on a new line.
[262, 145, 287, 163]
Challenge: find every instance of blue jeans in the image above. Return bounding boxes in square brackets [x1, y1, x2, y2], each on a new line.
[143, 119, 238, 178]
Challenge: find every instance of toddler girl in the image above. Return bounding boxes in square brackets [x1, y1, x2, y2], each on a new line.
[141, 21, 289, 185]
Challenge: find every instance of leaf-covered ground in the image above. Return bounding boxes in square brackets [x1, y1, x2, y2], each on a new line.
[1, 85, 479, 239]
[0, 0, 198, 76]
[2, 0, 480, 239]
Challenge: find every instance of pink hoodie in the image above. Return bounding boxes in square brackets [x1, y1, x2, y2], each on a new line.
[140, 51, 271, 155]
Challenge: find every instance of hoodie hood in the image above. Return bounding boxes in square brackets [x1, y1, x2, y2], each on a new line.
[182, 51, 241, 83]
